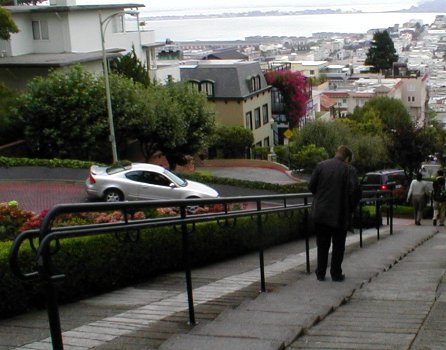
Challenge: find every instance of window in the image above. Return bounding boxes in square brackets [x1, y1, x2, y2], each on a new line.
[32, 20, 49, 40]
[125, 171, 144, 182]
[146, 172, 171, 187]
[262, 104, 269, 124]
[256, 75, 261, 90]
[263, 137, 270, 147]
[112, 15, 125, 33]
[200, 80, 215, 97]
[254, 107, 261, 129]
[310, 70, 315, 75]
[245, 111, 252, 130]
[249, 75, 261, 92]
[412, 96, 415, 102]
[188, 80, 200, 92]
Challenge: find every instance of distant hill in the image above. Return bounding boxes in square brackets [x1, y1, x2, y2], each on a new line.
[406, 0, 446, 12]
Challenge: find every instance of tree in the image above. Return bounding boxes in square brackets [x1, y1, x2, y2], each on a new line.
[160, 82, 215, 170]
[264, 70, 309, 127]
[14, 66, 152, 161]
[0, 7, 19, 40]
[350, 96, 412, 134]
[14, 67, 104, 160]
[365, 30, 398, 73]
[291, 144, 328, 170]
[106, 73, 156, 158]
[291, 119, 352, 157]
[348, 133, 389, 172]
[389, 125, 438, 178]
[110, 46, 151, 87]
[0, 82, 21, 144]
[212, 126, 254, 159]
[133, 82, 215, 170]
[290, 119, 388, 172]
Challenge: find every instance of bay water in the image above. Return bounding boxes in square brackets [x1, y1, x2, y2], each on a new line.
[143, 12, 439, 42]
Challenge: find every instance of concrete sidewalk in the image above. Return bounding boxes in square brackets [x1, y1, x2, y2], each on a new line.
[2, 219, 446, 350]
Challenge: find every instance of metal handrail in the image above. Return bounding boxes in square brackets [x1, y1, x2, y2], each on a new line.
[9, 190, 392, 350]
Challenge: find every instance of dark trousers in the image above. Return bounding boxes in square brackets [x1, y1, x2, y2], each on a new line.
[315, 223, 347, 278]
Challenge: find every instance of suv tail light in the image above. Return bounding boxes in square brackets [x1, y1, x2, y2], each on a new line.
[89, 175, 96, 184]
[380, 185, 388, 190]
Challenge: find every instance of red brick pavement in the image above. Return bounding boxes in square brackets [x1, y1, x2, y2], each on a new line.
[0, 182, 86, 214]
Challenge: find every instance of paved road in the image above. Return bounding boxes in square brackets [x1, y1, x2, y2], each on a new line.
[196, 166, 300, 184]
[0, 166, 290, 213]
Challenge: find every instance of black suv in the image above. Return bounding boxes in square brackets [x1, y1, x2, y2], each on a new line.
[361, 169, 409, 202]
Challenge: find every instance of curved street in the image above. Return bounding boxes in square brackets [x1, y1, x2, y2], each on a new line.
[0, 166, 300, 213]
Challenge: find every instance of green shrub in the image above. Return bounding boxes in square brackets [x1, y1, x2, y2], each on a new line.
[0, 212, 304, 318]
[253, 146, 270, 160]
[178, 172, 308, 194]
[0, 156, 100, 169]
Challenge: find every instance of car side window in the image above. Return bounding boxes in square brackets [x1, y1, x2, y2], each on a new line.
[146, 172, 171, 187]
[125, 171, 144, 182]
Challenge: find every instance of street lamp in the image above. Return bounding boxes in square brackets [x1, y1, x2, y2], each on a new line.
[99, 10, 139, 163]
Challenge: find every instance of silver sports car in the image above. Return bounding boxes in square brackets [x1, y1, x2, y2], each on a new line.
[85, 163, 219, 202]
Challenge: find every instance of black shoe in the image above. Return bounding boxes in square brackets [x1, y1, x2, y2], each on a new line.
[416, 221, 421, 226]
[433, 219, 437, 226]
[315, 272, 325, 281]
[331, 274, 345, 282]
[440, 224, 445, 226]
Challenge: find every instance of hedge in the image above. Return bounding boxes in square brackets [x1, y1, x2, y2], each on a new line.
[0, 211, 304, 319]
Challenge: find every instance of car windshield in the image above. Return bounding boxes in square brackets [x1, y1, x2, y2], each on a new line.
[163, 169, 187, 187]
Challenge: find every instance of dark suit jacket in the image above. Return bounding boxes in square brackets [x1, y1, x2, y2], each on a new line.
[308, 156, 360, 230]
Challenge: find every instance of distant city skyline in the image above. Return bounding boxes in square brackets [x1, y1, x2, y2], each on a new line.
[76, 0, 422, 14]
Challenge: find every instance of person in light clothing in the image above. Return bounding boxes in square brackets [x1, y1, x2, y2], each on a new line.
[407, 172, 429, 225]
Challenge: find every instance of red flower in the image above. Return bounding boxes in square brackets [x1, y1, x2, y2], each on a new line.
[265, 70, 309, 127]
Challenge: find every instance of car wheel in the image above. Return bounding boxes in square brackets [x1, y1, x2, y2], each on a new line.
[104, 189, 124, 202]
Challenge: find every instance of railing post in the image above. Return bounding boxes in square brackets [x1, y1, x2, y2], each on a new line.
[376, 198, 381, 240]
[256, 200, 266, 293]
[41, 257, 64, 350]
[38, 223, 64, 350]
[180, 206, 196, 325]
[304, 196, 310, 273]
[44, 285, 63, 349]
[359, 201, 363, 248]
[389, 193, 393, 235]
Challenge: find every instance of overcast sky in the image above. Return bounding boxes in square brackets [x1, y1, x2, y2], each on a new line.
[76, 0, 421, 13]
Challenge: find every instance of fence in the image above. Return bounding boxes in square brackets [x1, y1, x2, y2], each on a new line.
[9, 190, 393, 350]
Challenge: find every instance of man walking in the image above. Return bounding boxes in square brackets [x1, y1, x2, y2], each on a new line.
[432, 169, 446, 229]
[308, 145, 360, 282]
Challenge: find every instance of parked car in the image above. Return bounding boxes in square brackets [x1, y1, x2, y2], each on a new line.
[85, 163, 219, 202]
[361, 169, 409, 203]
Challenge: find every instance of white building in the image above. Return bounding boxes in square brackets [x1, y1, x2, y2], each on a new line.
[321, 75, 428, 126]
[0, 0, 177, 90]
